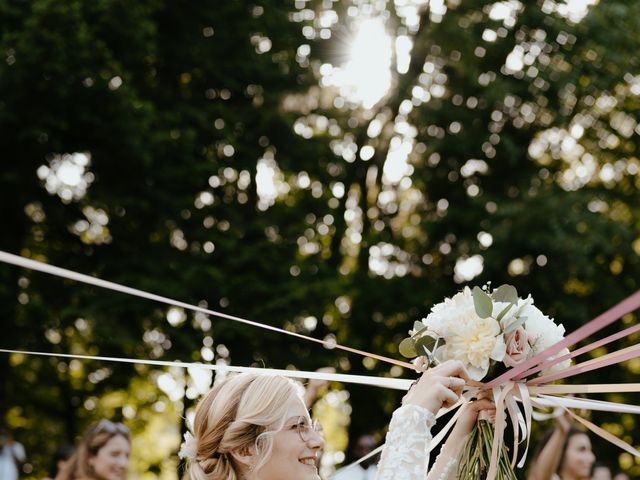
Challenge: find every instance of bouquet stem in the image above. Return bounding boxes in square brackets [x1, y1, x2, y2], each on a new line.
[458, 420, 517, 480]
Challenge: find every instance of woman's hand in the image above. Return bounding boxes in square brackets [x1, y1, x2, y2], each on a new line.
[452, 398, 496, 439]
[402, 360, 470, 414]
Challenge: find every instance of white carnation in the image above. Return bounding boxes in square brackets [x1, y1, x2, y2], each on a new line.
[520, 297, 565, 355]
[428, 287, 506, 381]
[517, 296, 571, 375]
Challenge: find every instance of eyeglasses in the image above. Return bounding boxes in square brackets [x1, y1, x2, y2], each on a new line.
[289, 416, 323, 443]
[95, 419, 130, 436]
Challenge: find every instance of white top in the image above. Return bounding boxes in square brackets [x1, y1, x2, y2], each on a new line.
[0, 442, 26, 480]
[376, 404, 436, 480]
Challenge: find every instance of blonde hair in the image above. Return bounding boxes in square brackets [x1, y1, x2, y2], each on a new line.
[55, 420, 130, 480]
[184, 373, 304, 480]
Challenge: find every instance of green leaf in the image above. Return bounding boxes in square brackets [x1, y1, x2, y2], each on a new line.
[492, 284, 518, 304]
[496, 303, 513, 322]
[472, 286, 493, 318]
[399, 337, 417, 358]
[412, 325, 430, 338]
[415, 335, 438, 356]
[504, 315, 527, 335]
[413, 320, 424, 332]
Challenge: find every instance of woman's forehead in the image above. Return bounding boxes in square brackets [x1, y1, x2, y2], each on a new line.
[284, 397, 310, 421]
[569, 432, 591, 446]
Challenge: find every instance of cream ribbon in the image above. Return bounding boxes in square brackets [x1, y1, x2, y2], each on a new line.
[0, 348, 412, 390]
[484, 381, 640, 480]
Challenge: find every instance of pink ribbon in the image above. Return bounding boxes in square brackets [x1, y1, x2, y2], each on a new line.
[485, 289, 640, 389]
[516, 321, 640, 381]
[528, 343, 640, 385]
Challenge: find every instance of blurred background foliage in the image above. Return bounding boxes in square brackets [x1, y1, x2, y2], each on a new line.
[1, 0, 639, 478]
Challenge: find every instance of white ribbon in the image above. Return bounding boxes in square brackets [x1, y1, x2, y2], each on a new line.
[0, 349, 412, 390]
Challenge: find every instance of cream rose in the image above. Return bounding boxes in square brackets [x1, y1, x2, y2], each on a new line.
[503, 326, 533, 367]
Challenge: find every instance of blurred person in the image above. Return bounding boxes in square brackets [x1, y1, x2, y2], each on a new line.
[612, 473, 630, 480]
[0, 427, 26, 480]
[591, 463, 612, 480]
[528, 412, 595, 480]
[55, 420, 129, 480]
[303, 367, 336, 409]
[43, 445, 74, 480]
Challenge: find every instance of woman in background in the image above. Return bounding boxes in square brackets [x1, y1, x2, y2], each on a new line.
[528, 413, 595, 480]
[55, 420, 130, 480]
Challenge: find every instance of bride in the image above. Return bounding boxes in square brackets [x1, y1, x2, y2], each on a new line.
[179, 360, 493, 480]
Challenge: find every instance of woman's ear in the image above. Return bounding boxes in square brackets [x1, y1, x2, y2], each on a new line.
[229, 444, 257, 473]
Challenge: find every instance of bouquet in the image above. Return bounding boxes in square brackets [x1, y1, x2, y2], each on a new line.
[399, 285, 571, 479]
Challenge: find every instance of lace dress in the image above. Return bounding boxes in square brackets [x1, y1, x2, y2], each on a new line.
[376, 404, 458, 480]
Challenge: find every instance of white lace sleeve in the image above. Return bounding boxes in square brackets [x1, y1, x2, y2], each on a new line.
[426, 451, 459, 480]
[376, 404, 436, 480]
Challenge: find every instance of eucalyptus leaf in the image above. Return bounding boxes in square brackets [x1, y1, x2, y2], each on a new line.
[415, 335, 438, 356]
[472, 286, 493, 318]
[411, 325, 430, 338]
[504, 316, 527, 335]
[496, 303, 513, 322]
[399, 337, 417, 358]
[413, 320, 424, 332]
[492, 284, 518, 304]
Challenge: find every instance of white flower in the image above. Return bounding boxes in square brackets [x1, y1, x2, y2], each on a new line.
[428, 287, 506, 380]
[519, 297, 565, 355]
[516, 296, 571, 375]
[541, 347, 572, 375]
[178, 431, 198, 460]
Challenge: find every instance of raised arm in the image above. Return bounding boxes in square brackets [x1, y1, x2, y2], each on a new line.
[376, 361, 468, 480]
[528, 413, 571, 480]
[427, 398, 496, 480]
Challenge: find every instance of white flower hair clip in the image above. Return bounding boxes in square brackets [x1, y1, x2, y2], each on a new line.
[178, 431, 198, 460]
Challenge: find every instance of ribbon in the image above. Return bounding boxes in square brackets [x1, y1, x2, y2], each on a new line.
[529, 383, 640, 394]
[331, 397, 467, 478]
[4, 250, 640, 478]
[487, 381, 516, 480]
[0, 349, 412, 390]
[531, 397, 640, 458]
[485, 289, 640, 389]
[567, 409, 640, 458]
[515, 321, 640, 381]
[0, 250, 415, 371]
[528, 343, 640, 385]
[516, 382, 533, 468]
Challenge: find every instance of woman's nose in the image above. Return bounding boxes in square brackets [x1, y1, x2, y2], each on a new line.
[308, 429, 324, 449]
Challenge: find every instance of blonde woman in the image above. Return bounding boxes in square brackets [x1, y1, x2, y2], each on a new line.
[180, 360, 493, 480]
[55, 420, 130, 480]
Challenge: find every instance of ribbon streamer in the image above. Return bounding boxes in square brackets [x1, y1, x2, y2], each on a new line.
[529, 343, 640, 385]
[515, 322, 640, 381]
[0, 349, 412, 390]
[4, 251, 640, 480]
[485, 289, 640, 389]
[0, 250, 415, 371]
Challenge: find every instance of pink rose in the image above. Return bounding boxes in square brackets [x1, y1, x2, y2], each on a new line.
[503, 327, 532, 367]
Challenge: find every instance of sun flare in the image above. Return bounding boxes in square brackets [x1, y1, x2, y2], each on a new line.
[322, 17, 393, 108]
